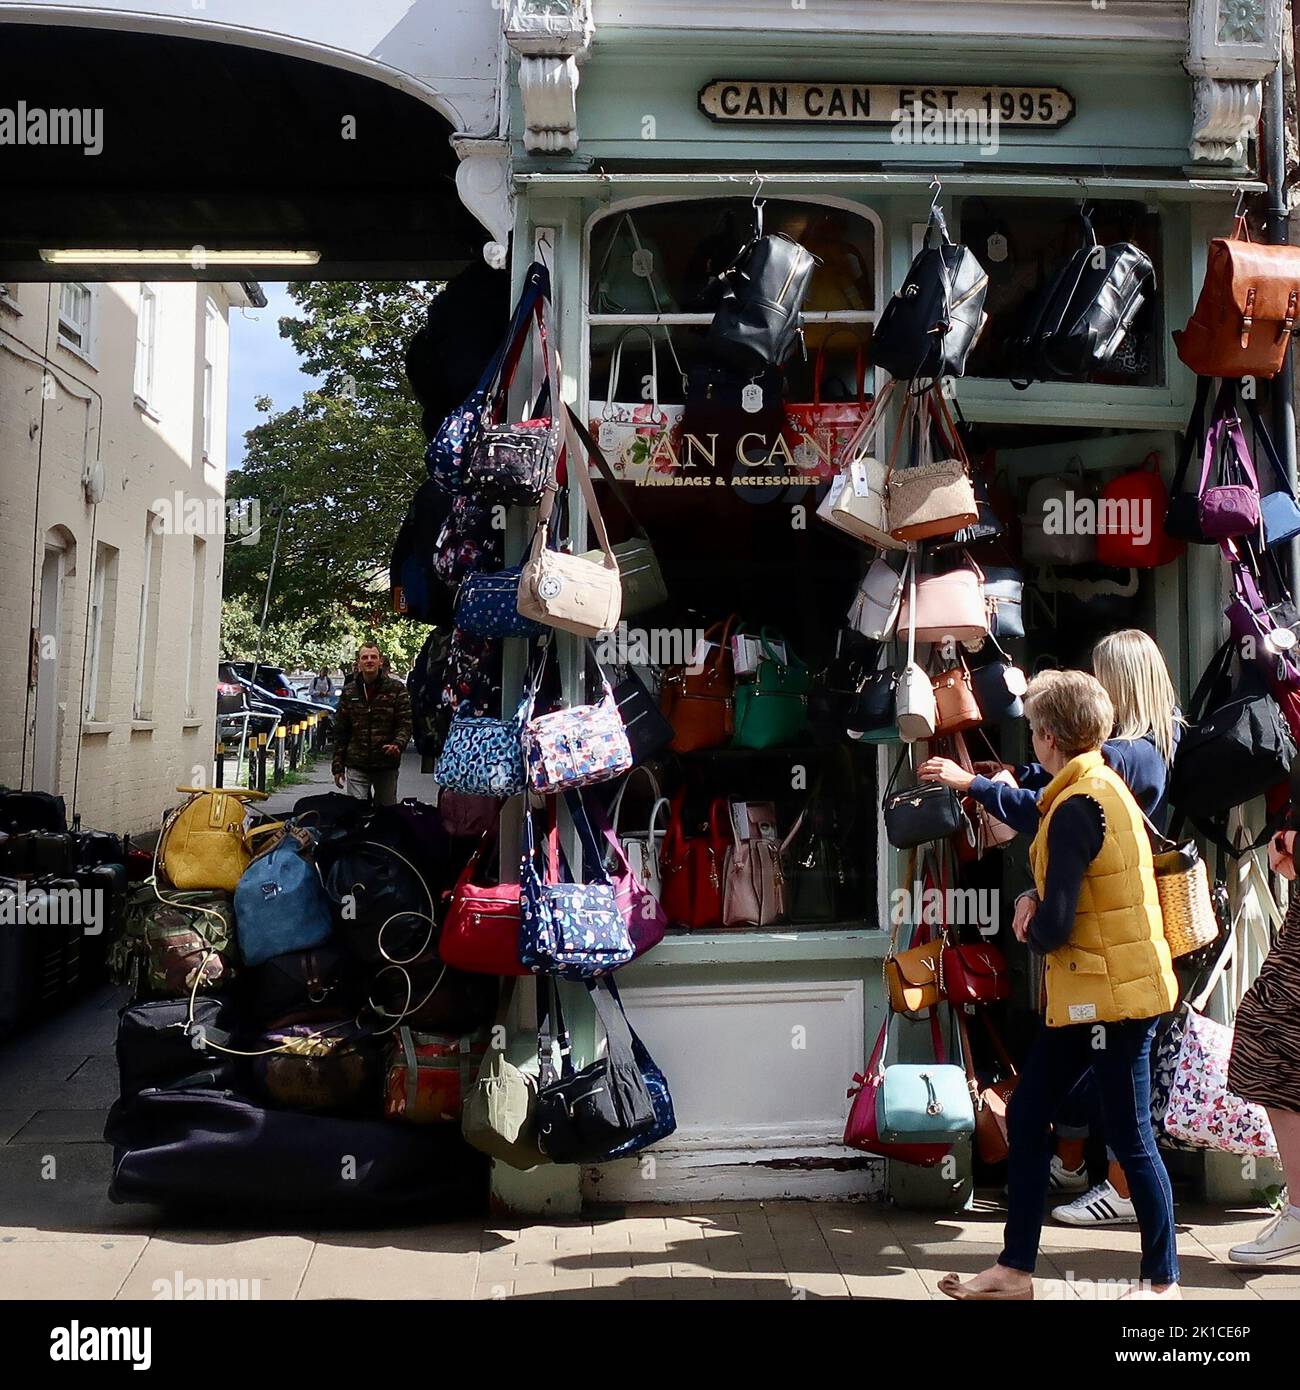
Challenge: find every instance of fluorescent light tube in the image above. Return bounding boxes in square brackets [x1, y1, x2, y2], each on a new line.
[39, 248, 321, 265]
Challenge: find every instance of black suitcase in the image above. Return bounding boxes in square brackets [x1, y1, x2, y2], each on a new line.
[105, 1088, 489, 1215]
[0, 790, 67, 834]
[116, 996, 239, 1101]
[76, 830, 126, 867]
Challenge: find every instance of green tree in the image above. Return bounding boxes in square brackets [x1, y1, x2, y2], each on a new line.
[223, 281, 436, 649]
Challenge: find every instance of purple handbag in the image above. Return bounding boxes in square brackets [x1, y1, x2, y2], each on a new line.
[572, 794, 667, 959]
[1198, 417, 1262, 541]
[1223, 542, 1300, 689]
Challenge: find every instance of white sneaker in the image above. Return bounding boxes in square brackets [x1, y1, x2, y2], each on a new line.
[1049, 1156, 1089, 1193]
[1229, 1208, 1300, 1265]
[1053, 1180, 1138, 1227]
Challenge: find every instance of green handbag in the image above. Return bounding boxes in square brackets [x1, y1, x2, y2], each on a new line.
[461, 980, 550, 1171]
[732, 632, 811, 750]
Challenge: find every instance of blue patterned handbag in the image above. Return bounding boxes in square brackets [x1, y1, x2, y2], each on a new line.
[521, 644, 633, 794]
[455, 567, 545, 640]
[519, 800, 633, 979]
[426, 265, 548, 493]
[433, 692, 529, 797]
[598, 977, 676, 1159]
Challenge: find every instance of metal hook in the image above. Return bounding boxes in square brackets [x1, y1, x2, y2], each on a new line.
[751, 170, 765, 207]
[1232, 185, 1247, 221]
[928, 176, 942, 215]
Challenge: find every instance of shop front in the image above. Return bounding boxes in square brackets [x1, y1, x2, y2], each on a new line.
[484, 0, 1290, 1214]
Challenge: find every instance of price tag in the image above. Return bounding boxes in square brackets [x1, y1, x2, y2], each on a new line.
[598, 420, 620, 451]
[741, 382, 764, 414]
[849, 461, 872, 498]
[986, 232, 1009, 263]
[631, 248, 654, 278]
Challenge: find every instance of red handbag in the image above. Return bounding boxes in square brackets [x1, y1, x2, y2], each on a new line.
[843, 1010, 951, 1168]
[785, 336, 872, 483]
[941, 939, 1011, 1005]
[438, 835, 529, 977]
[1094, 453, 1184, 569]
[659, 792, 729, 929]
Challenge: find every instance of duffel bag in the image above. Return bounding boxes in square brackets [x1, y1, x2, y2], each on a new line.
[252, 1022, 384, 1115]
[383, 1025, 490, 1124]
[234, 824, 333, 968]
[112, 885, 235, 997]
[105, 1087, 489, 1215]
[115, 996, 238, 1101]
[240, 944, 356, 1028]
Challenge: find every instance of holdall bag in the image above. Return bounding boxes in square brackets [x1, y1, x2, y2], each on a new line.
[886, 390, 979, 543]
[847, 550, 908, 642]
[462, 978, 549, 1170]
[107, 1087, 488, 1215]
[234, 824, 334, 969]
[534, 977, 657, 1163]
[115, 995, 238, 1101]
[1169, 638, 1297, 823]
[158, 786, 267, 893]
[609, 767, 669, 902]
[1020, 458, 1097, 566]
[660, 616, 740, 753]
[243, 944, 354, 1028]
[1008, 213, 1155, 385]
[581, 794, 668, 959]
[454, 567, 545, 641]
[0, 788, 67, 834]
[383, 1025, 490, 1125]
[611, 665, 675, 765]
[898, 559, 989, 646]
[954, 1005, 1019, 1165]
[843, 1013, 953, 1167]
[731, 633, 811, 750]
[433, 691, 530, 798]
[519, 799, 633, 979]
[1174, 220, 1300, 379]
[439, 833, 529, 978]
[572, 408, 668, 616]
[882, 750, 965, 850]
[705, 225, 818, 371]
[1241, 396, 1300, 548]
[1094, 453, 1185, 569]
[931, 661, 982, 737]
[1196, 415, 1262, 542]
[112, 885, 235, 998]
[659, 792, 729, 930]
[428, 264, 547, 492]
[872, 205, 988, 381]
[981, 566, 1025, 639]
[595, 976, 677, 1159]
[817, 380, 908, 552]
[517, 410, 623, 639]
[895, 560, 937, 743]
[522, 648, 634, 795]
[253, 1021, 384, 1115]
[1166, 376, 1236, 545]
[1164, 1007, 1277, 1157]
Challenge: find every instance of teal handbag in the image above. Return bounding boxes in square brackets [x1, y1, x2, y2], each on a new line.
[875, 1010, 975, 1144]
[732, 632, 811, 750]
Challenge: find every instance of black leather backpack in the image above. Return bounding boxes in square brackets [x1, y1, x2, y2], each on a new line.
[1008, 214, 1154, 386]
[706, 232, 818, 371]
[872, 207, 988, 381]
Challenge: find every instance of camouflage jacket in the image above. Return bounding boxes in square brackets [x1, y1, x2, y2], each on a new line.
[332, 673, 413, 774]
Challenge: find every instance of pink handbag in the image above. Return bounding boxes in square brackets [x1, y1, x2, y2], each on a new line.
[898, 562, 989, 645]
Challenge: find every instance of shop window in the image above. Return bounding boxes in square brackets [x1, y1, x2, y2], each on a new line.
[583, 197, 882, 933]
[957, 198, 1164, 386]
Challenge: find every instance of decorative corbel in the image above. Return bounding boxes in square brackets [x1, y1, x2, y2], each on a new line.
[504, 1, 594, 155]
[1185, 0, 1283, 166]
[451, 136, 514, 267]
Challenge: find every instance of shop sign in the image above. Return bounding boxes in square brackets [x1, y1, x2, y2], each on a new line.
[698, 80, 1074, 128]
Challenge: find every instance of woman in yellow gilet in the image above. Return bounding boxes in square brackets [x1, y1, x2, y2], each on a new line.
[941, 670, 1180, 1301]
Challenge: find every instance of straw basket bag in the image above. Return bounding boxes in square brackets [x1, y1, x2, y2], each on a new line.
[1145, 812, 1220, 958]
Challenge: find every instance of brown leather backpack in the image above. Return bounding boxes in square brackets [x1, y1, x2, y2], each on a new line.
[1175, 227, 1300, 379]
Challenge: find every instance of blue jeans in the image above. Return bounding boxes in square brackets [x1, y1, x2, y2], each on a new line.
[1000, 1017, 1179, 1285]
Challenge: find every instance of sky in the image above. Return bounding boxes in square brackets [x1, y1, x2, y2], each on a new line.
[226, 282, 322, 469]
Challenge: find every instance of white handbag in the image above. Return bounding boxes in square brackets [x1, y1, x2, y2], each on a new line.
[609, 767, 668, 900]
[817, 380, 908, 551]
[847, 553, 909, 642]
[517, 410, 623, 638]
[895, 558, 936, 743]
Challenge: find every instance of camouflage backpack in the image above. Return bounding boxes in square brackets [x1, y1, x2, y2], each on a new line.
[111, 884, 236, 998]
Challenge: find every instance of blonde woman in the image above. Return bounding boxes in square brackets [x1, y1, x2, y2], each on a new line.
[938, 671, 1180, 1301]
[921, 630, 1182, 1221]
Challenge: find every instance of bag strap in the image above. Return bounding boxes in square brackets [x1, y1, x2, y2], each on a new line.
[609, 766, 664, 839]
[605, 326, 660, 415]
[566, 405, 649, 540]
[904, 550, 919, 671]
[532, 407, 619, 567]
[1172, 377, 1234, 497]
[585, 976, 641, 1070]
[1186, 636, 1237, 725]
[1244, 396, 1295, 496]
[843, 376, 896, 464]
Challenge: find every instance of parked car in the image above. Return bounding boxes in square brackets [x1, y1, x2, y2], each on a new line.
[228, 662, 298, 699]
[216, 662, 280, 750]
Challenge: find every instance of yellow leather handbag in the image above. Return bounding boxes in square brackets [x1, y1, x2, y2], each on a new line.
[159, 786, 269, 893]
[884, 940, 944, 1014]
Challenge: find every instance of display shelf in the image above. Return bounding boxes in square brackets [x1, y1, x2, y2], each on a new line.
[621, 925, 889, 971]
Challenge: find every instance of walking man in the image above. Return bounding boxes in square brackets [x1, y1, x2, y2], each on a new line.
[331, 642, 411, 806]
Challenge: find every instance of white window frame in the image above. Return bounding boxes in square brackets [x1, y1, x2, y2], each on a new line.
[202, 298, 220, 464]
[85, 549, 106, 720]
[185, 536, 206, 720]
[133, 518, 160, 720]
[57, 281, 95, 359]
[134, 284, 158, 410]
